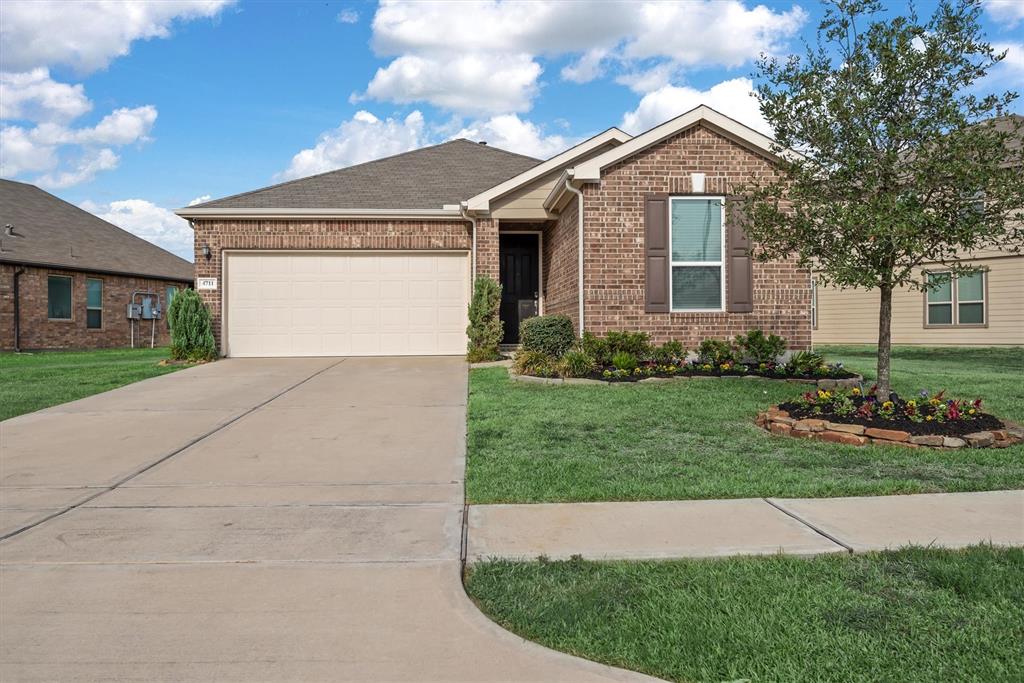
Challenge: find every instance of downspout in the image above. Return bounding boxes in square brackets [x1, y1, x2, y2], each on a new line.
[460, 204, 477, 283]
[563, 174, 585, 334]
[12, 265, 25, 352]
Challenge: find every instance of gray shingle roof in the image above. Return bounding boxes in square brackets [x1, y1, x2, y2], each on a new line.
[0, 180, 194, 281]
[191, 139, 542, 210]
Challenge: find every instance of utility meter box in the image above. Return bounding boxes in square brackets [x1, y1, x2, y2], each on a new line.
[126, 303, 142, 319]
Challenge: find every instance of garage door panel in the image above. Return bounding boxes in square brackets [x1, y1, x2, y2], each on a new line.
[227, 252, 468, 357]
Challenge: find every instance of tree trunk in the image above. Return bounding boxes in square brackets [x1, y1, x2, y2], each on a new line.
[876, 285, 893, 398]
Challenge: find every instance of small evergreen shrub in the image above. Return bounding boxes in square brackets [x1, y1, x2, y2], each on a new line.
[787, 350, 826, 375]
[696, 339, 738, 365]
[167, 288, 216, 361]
[580, 331, 610, 366]
[611, 351, 639, 372]
[559, 350, 596, 378]
[735, 328, 787, 364]
[652, 340, 685, 364]
[513, 350, 557, 377]
[466, 277, 503, 362]
[520, 315, 575, 357]
[605, 331, 652, 359]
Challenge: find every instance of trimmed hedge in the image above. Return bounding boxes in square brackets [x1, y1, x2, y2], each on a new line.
[520, 315, 575, 357]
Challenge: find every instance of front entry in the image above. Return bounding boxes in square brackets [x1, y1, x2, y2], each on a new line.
[498, 233, 540, 344]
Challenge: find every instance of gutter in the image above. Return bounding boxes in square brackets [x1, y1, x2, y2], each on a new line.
[459, 203, 478, 282]
[12, 265, 24, 352]
[563, 173, 585, 334]
[0, 258, 192, 285]
[175, 207, 463, 220]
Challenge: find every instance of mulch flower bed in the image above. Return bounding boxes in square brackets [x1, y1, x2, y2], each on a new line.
[758, 386, 1023, 449]
[591, 360, 858, 383]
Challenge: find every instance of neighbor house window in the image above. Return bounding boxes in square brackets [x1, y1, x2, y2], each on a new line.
[165, 285, 178, 309]
[47, 275, 72, 320]
[670, 197, 724, 311]
[86, 278, 103, 329]
[926, 270, 986, 326]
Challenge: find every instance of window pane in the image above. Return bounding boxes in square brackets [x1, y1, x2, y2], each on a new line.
[928, 303, 952, 325]
[671, 199, 721, 262]
[166, 286, 177, 307]
[86, 279, 102, 308]
[926, 273, 952, 303]
[87, 309, 102, 329]
[47, 276, 71, 319]
[672, 266, 721, 309]
[959, 302, 984, 324]
[957, 272, 984, 301]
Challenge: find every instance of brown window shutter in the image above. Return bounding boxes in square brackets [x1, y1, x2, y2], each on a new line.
[725, 196, 754, 313]
[644, 194, 670, 313]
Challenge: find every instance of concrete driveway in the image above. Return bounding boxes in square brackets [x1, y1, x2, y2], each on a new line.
[1, 357, 651, 682]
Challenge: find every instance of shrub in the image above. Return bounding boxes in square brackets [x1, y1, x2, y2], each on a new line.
[652, 340, 685, 364]
[513, 349, 557, 377]
[696, 338, 738, 365]
[788, 350, 826, 375]
[735, 328, 787, 364]
[611, 351, 639, 372]
[605, 331, 652, 359]
[559, 350, 596, 378]
[167, 288, 216, 361]
[466, 277, 503, 362]
[580, 331, 610, 365]
[520, 315, 575, 357]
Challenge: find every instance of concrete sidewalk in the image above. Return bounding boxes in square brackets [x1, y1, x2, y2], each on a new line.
[467, 490, 1024, 562]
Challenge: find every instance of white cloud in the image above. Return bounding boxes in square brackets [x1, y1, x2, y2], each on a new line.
[561, 49, 609, 84]
[82, 198, 194, 261]
[453, 114, 573, 159]
[73, 106, 158, 145]
[0, 68, 91, 123]
[337, 8, 359, 24]
[36, 148, 119, 189]
[278, 110, 426, 180]
[0, 0, 234, 74]
[188, 195, 212, 206]
[992, 42, 1024, 87]
[615, 63, 679, 94]
[985, 0, 1024, 28]
[621, 77, 770, 136]
[0, 125, 56, 176]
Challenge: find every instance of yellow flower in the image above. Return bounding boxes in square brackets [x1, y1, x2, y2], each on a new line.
[968, 408, 976, 415]
[907, 399, 916, 407]
[850, 387, 861, 396]
[926, 415, 934, 421]
[882, 401, 894, 410]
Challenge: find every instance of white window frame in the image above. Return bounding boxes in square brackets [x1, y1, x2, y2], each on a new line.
[669, 196, 726, 313]
[925, 269, 987, 327]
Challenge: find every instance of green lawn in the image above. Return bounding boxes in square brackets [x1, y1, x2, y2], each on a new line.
[465, 545, 1024, 683]
[0, 348, 185, 421]
[466, 345, 1024, 503]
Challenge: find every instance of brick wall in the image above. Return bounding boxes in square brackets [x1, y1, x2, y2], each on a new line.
[0, 263, 188, 350]
[542, 199, 579, 329]
[475, 217, 499, 282]
[582, 123, 812, 350]
[191, 218, 473, 347]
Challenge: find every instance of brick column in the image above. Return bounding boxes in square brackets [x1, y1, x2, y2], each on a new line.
[475, 217, 499, 281]
[191, 220, 224, 351]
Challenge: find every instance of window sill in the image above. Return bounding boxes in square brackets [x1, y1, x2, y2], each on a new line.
[47, 318, 73, 323]
[923, 323, 988, 329]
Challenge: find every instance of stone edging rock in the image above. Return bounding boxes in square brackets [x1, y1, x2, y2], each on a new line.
[469, 359, 513, 369]
[756, 408, 1024, 450]
[509, 370, 862, 388]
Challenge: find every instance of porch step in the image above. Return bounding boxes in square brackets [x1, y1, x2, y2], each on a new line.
[499, 344, 520, 354]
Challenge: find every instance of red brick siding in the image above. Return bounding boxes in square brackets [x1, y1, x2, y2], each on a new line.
[582, 124, 812, 350]
[542, 199, 579, 329]
[0, 263, 188, 350]
[191, 218, 472, 347]
[475, 217, 499, 282]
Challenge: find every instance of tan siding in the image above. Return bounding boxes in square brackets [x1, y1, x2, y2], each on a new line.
[813, 255, 1023, 346]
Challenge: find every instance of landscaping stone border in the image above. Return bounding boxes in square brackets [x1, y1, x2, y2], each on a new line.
[756, 407, 1024, 450]
[469, 359, 513, 369]
[508, 369, 862, 389]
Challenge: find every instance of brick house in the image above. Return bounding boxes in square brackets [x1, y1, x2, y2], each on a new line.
[0, 180, 194, 351]
[177, 106, 811, 357]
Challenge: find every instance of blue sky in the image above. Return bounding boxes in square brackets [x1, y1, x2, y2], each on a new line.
[1, 0, 1022, 261]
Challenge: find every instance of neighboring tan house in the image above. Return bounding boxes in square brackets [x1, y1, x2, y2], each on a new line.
[813, 115, 1024, 348]
[177, 106, 812, 358]
[0, 180, 194, 351]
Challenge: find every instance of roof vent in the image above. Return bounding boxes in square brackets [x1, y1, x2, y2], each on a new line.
[478, 141, 487, 145]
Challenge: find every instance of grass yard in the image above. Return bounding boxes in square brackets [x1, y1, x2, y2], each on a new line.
[0, 347, 185, 421]
[465, 545, 1024, 683]
[466, 345, 1024, 503]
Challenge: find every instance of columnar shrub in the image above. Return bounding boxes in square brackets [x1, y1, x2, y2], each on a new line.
[466, 277, 503, 362]
[520, 315, 575, 357]
[167, 288, 216, 361]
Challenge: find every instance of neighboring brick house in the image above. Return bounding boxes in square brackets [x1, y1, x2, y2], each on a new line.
[177, 106, 812, 357]
[0, 180, 194, 351]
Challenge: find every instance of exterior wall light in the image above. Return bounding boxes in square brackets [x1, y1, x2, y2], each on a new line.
[201, 244, 212, 260]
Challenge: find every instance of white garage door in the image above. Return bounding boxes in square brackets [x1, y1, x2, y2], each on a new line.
[225, 252, 469, 357]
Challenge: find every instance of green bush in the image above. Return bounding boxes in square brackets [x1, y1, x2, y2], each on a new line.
[788, 350, 825, 375]
[580, 331, 610, 365]
[513, 349, 557, 377]
[605, 331, 652, 359]
[652, 340, 686, 364]
[167, 288, 216, 361]
[735, 329, 788, 364]
[696, 339, 738, 365]
[520, 315, 575, 357]
[466, 277, 503, 362]
[559, 350, 596, 378]
[611, 351, 639, 372]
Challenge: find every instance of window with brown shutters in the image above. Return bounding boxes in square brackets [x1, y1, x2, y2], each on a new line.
[668, 197, 725, 311]
[644, 194, 669, 313]
[725, 196, 754, 313]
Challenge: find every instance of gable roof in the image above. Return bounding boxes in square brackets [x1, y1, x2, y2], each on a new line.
[179, 139, 541, 217]
[464, 128, 631, 212]
[0, 179, 194, 282]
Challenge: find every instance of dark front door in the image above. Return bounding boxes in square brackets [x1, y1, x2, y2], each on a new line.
[499, 234, 539, 344]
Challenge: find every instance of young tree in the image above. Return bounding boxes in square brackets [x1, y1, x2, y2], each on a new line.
[744, 0, 1023, 396]
[167, 288, 217, 361]
[466, 277, 503, 362]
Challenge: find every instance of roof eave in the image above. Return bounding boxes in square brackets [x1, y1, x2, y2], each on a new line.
[175, 207, 465, 220]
